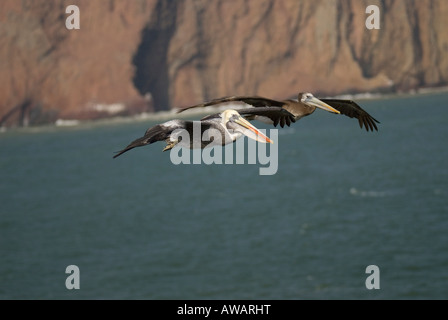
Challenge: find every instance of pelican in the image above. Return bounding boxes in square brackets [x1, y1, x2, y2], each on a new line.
[113, 109, 275, 158]
[178, 92, 380, 131]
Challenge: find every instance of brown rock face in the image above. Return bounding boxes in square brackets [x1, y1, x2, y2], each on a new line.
[163, 0, 448, 108]
[0, 0, 156, 125]
[1, 0, 447, 126]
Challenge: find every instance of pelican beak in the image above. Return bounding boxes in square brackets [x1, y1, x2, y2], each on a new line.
[306, 96, 340, 114]
[234, 116, 273, 144]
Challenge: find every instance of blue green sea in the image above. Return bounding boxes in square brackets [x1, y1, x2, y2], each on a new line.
[1, 92, 447, 299]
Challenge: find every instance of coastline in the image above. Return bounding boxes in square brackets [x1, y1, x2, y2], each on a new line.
[2, 85, 448, 134]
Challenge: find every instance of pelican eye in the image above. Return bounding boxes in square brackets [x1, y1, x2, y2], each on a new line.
[230, 114, 239, 121]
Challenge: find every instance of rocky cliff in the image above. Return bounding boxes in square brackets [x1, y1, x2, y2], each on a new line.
[1, 0, 447, 126]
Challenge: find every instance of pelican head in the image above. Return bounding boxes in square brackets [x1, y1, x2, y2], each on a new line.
[221, 109, 273, 144]
[300, 92, 340, 114]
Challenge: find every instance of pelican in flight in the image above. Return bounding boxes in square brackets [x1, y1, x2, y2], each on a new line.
[178, 92, 380, 131]
[113, 109, 278, 158]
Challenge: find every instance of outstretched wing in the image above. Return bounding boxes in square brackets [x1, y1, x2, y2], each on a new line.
[237, 107, 296, 128]
[200, 107, 296, 128]
[178, 96, 285, 113]
[113, 120, 188, 158]
[320, 99, 380, 131]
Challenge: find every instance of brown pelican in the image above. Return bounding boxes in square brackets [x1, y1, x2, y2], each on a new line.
[113, 109, 276, 158]
[178, 92, 380, 131]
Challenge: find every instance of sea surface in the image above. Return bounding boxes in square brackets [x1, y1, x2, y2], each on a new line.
[1, 92, 447, 299]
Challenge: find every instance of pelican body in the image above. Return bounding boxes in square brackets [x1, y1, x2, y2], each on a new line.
[113, 109, 272, 158]
[178, 92, 380, 131]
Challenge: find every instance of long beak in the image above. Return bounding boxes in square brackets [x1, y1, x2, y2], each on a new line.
[234, 116, 273, 144]
[306, 96, 340, 114]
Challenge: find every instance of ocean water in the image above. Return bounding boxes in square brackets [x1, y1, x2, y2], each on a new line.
[0, 92, 447, 299]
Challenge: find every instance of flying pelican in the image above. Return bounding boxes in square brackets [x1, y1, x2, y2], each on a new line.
[178, 92, 380, 131]
[113, 109, 278, 158]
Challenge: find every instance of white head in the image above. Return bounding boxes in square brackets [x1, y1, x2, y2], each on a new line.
[220, 109, 273, 144]
[300, 92, 315, 103]
[299, 92, 340, 114]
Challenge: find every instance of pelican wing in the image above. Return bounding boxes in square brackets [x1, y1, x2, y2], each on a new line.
[237, 107, 296, 128]
[199, 112, 221, 121]
[113, 120, 191, 158]
[178, 96, 284, 113]
[320, 99, 380, 131]
[200, 107, 295, 128]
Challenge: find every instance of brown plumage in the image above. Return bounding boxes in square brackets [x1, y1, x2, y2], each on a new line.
[178, 92, 380, 131]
